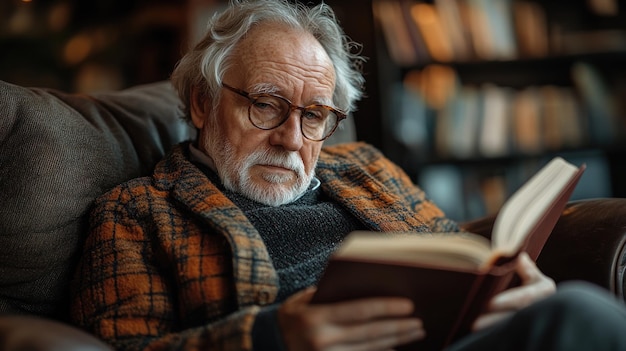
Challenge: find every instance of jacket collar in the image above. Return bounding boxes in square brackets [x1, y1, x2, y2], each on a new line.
[153, 143, 279, 307]
[316, 143, 430, 232]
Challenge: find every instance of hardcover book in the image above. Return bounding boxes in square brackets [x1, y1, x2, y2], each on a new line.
[311, 157, 586, 350]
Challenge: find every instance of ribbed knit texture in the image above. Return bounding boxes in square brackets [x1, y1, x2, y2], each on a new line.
[200, 167, 365, 302]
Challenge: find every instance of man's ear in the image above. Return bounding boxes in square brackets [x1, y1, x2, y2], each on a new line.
[190, 85, 211, 129]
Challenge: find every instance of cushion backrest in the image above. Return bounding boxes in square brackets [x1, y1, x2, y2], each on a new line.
[0, 80, 195, 320]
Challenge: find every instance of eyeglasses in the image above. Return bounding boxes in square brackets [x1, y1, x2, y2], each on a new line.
[222, 83, 346, 141]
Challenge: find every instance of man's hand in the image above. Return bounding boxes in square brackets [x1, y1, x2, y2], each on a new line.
[473, 252, 556, 331]
[278, 287, 425, 351]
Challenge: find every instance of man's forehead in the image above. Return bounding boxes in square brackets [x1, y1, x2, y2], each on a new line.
[235, 23, 332, 71]
[227, 24, 336, 103]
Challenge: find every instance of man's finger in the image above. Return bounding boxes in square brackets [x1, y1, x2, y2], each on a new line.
[314, 297, 416, 324]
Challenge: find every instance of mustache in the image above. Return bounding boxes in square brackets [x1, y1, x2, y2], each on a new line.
[247, 148, 305, 174]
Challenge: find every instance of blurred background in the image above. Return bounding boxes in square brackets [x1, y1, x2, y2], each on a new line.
[0, 0, 214, 92]
[2, 0, 625, 221]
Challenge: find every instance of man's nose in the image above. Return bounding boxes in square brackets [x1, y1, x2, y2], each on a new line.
[268, 111, 304, 151]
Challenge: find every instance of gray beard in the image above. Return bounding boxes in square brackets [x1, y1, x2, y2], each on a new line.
[202, 129, 315, 207]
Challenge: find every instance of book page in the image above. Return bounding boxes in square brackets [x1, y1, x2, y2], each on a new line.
[335, 231, 493, 270]
[491, 157, 579, 255]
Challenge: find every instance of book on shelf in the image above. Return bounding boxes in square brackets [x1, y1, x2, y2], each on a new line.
[409, 2, 454, 62]
[372, 0, 420, 66]
[438, 85, 482, 159]
[512, 86, 543, 154]
[479, 174, 508, 216]
[480, 0, 517, 59]
[512, 0, 548, 58]
[465, 0, 517, 60]
[394, 84, 430, 152]
[571, 61, 619, 145]
[398, 0, 432, 64]
[311, 157, 586, 350]
[478, 84, 512, 157]
[540, 86, 565, 151]
[558, 88, 586, 149]
[539, 86, 586, 151]
[434, 0, 473, 61]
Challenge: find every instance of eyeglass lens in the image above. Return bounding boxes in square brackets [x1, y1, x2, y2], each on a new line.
[249, 95, 338, 141]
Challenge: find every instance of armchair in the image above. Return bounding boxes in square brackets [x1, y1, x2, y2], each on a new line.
[0, 79, 624, 350]
[463, 198, 626, 297]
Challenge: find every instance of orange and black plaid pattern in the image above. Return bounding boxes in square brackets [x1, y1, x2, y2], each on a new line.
[70, 142, 459, 351]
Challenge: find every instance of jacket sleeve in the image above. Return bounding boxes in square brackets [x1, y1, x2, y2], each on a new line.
[70, 184, 259, 351]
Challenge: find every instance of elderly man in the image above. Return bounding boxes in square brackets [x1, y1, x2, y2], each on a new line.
[71, 0, 626, 350]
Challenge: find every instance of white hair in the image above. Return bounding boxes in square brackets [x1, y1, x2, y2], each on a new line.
[170, 0, 366, 118]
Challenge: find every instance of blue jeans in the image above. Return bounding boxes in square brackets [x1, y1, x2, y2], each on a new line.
[448, 281, 626, 351]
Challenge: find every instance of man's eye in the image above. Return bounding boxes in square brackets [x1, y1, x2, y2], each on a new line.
[253, 101, 272, 109]
[253, 99, 283, 113]
[303, 109, 325, 121]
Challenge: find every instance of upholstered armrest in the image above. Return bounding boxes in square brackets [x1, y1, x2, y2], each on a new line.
[0, 315, 112, 351]
[462, 198, 626, 301]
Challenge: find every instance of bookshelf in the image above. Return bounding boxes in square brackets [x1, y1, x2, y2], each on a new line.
[328, 0, 626, 221]
[2, 0, 624, 221]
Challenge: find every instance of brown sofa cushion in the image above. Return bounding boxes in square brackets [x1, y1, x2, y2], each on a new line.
[0, 80, 195, 320]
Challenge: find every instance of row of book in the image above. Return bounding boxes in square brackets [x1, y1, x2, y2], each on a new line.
[418, 151, 612, 221]
[388, 61, 622, 161]
[373, 0, 626, 66]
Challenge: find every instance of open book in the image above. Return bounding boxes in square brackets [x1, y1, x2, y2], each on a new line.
[311, 157, 586, 350]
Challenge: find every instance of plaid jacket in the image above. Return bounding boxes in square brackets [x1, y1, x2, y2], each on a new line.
[70, 141, 459, 351]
